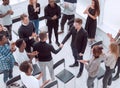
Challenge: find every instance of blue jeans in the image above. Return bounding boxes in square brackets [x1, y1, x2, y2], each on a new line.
[3, 69, 13, 83]
[31, 19, 39, 34]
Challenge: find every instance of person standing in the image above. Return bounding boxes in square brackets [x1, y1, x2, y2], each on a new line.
[33, 32, 63, 82]
[59, 0, 77, 33]
[79, 45, 103, 88]
[61, 18, 88, 78]
[44, 0, 61, 46]
[0, 34, 15, 83]
[0, 0, 14, 41]
[103, 42, 119, 88]
[28, 0, 40, 34]
[18, 14, 37, 53]
[84, 0, 100, 45]
[107, 30, 120, 81]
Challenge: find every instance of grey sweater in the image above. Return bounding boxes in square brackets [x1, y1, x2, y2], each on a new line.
[85, 55, 104, 77]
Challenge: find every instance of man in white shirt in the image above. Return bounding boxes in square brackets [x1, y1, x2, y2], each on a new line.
[0, 0, 14, 40]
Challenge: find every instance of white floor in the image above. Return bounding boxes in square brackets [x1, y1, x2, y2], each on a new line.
[0, 1, 120, 88]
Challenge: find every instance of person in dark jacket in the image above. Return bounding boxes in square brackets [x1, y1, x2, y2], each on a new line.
[33, 32, 63, 82]
[18, 14, 37, 53]
[28, 0, 40, 34]
[44, 0, 61, 46]
[61, 18, 88, 78]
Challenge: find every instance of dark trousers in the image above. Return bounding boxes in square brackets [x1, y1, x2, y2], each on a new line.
[48, 25, 59, 43]
[25, 39, 35, 53]
[4, 25, 12, 41]
[103, 66, 113, 88]
[71, 46, 84, 74]
[114, 57, 120, 76]
[60, 14, 75, 31]
[3, 69, 13, 83]
[87, 76, 96, 88]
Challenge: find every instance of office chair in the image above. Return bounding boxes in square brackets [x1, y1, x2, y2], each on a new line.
[53, 58, 75, 88]
[6, 75, 21, 88]
[32, 64, 41, 76]
[44, 80, 58, 88]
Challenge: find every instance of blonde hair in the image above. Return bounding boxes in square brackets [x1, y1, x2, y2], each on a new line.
[29, 0, 37, 5]
[109, 42, 119, 59]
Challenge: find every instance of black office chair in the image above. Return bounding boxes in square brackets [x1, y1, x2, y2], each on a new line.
[96, 66, 105, 88]
[6, 75, 21, 88]
[91, 41, 103, 49]
[55, 0, 60, 3]
[32, 64, 41, 76]
[44, 80, 58, 88]
[53, 58, 75, 88]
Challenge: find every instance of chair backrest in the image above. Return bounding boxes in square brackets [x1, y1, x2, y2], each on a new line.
[0, 70, 3, 74]
[32, 64, 41, 76]
[91, 41, 103, 48]
[53, 58, 65, 70]
[97, 66, 105, 80]
[6, 75, 21, 86]
[55, 0, 60, 3]
[44, 80, 58, 88]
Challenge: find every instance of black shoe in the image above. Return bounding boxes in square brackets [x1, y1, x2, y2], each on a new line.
[76, 73, 82, 78]
[56, 41, 60, 46]
[69, 63, 79, 67]
[112, 75, 119, 81]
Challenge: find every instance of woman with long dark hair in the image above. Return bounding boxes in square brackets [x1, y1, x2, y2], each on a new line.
[84, 0, 100, 45]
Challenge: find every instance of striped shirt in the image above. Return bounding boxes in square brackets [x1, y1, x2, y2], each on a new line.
[0, 44, 15, 71]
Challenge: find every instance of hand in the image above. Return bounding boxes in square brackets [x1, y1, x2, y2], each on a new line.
[31, 51, 39, 56]
[79, 53, 83, 56]
[10, 42, 16, 52]
[78, 60, 88, 64]
[35, 7, 39, 12]
[107, 33, 112, 38]
[59, 44, 63, 48]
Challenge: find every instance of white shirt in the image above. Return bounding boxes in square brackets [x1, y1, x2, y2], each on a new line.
[61, 2, 76, 15]
[20, 72, 40, 88]
[104, 52, 117, 69]
[0, 4, 12, 25]
[13, 48, 29, 65]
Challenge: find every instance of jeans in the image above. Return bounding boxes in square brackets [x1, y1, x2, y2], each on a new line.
[4, 25, 12, 40]
[87, 76, 96, 88]
[102, 66, 113, 88]
[39, 60, 55, 82]
[31, 19, 39, 34]
[3, 69, 13, 83]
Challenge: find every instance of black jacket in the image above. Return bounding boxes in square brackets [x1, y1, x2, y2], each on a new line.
[28, 3, 40, 20]
[33, 41, 61, 61]
[44, 3, 61, 26]
[62, 26, 87, 54]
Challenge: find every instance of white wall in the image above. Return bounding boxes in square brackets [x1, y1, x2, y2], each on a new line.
[103, 0, 120, 30]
